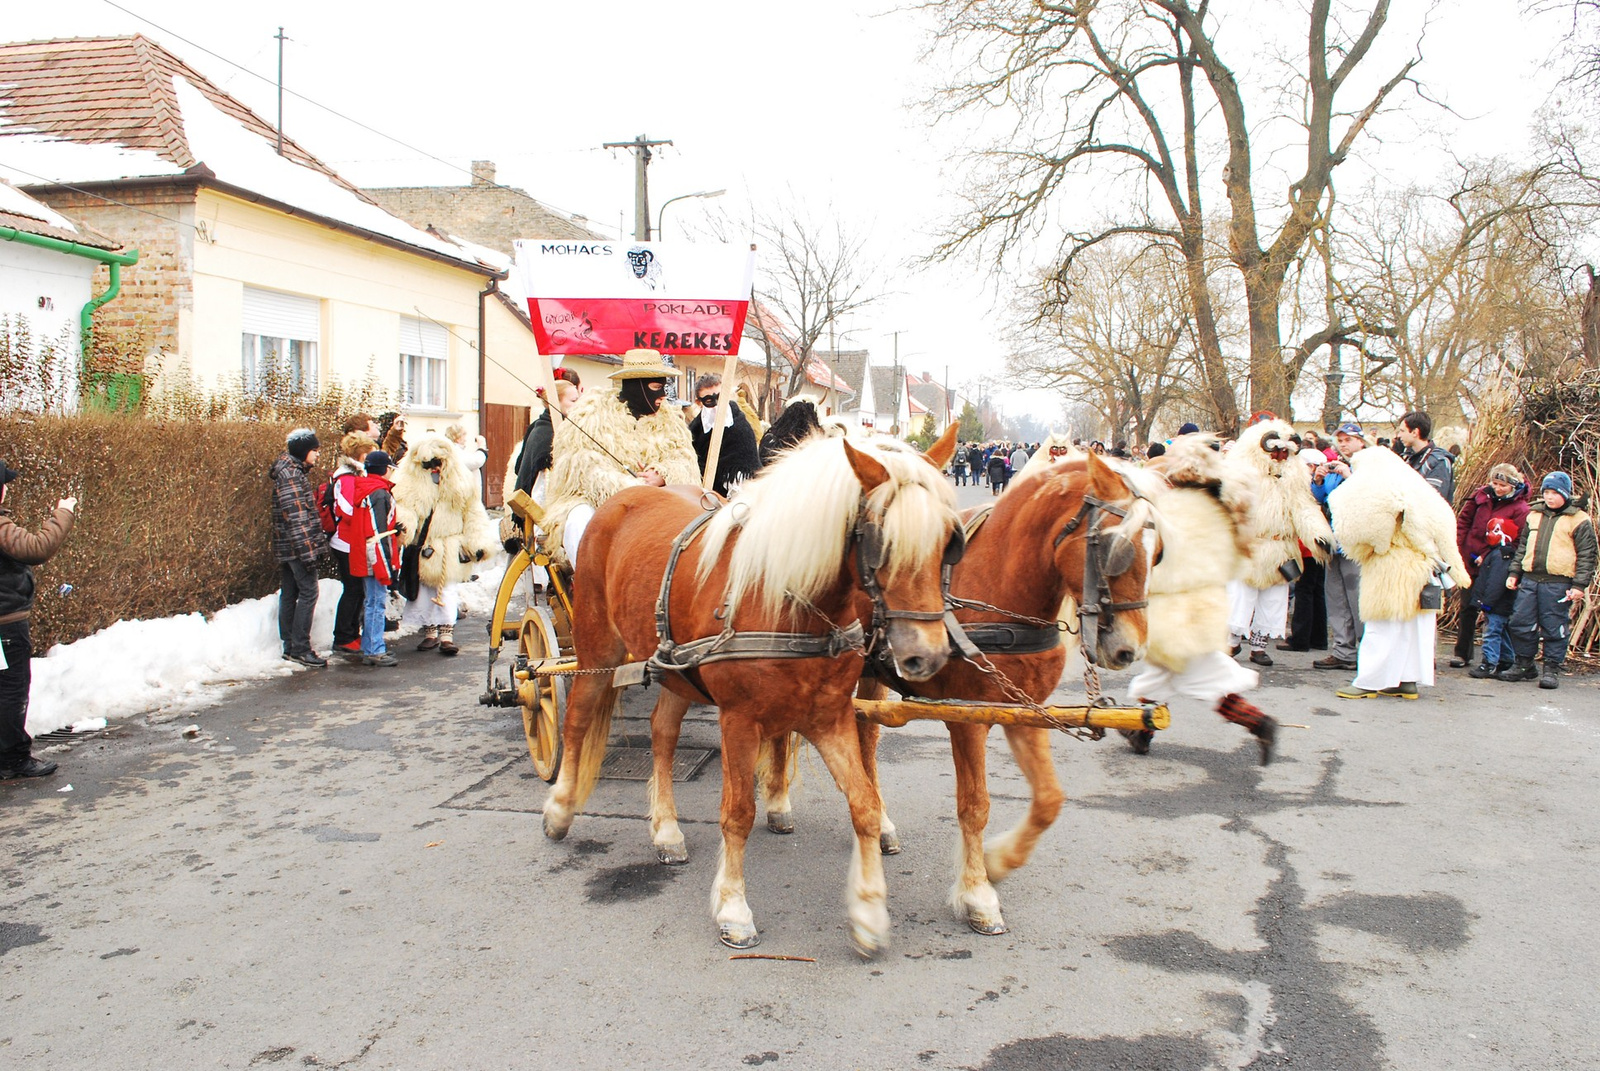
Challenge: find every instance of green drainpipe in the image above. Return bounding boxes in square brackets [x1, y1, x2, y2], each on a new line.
[1, 226, 141, 407]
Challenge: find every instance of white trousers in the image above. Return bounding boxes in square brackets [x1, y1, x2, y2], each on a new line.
[1352, 615, 1437, 689]
[1227, 580, 1290, 641]
[1129, 650, 1260, 705]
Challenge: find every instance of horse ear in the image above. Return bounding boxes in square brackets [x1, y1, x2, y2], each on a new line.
[1085, 450, 1125, 500]
[924, 423, 959, 470]
[842, 439, 892, 494]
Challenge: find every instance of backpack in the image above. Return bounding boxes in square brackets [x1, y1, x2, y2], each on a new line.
[315, 474, 341, 534]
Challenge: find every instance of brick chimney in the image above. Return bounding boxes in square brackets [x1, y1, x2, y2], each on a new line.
[470, 160, 496, 186]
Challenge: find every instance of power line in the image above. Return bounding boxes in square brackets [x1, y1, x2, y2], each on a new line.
[95, 0, 604, 226]
[0, 159, 197, 232]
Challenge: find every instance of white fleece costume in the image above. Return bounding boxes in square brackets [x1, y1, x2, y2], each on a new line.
[1125, 435, 1261, 703]
[392, 433, 499, 633]
[1329, 443, 1469, 689]
[542, 385, 700, 567]
[1223, 419, 1334, 650]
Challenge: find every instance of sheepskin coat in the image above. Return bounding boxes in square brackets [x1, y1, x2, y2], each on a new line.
[1224, 419, 1334, 589]
[1328, 444, 1470, 621]
[391, 433, 499, 590]
[542, 387, 700, 561]
[1139, 436, 1258, 673]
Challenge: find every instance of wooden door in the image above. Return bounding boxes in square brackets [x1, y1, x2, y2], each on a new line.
[482, 402, 530, 508]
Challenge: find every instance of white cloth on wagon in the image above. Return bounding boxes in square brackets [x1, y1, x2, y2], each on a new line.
[1129, 651, 1260, 705]
[1226, 579, 1290, 640]
[1351, 615, 1437, 689]
[562, 503, 596, 566]
[403, 581, 458, 629]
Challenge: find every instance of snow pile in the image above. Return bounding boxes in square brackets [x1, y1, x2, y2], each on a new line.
[24, 554, 507, 737]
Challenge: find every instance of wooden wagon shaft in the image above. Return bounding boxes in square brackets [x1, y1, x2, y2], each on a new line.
[852, 697, 1170, 733]
[524, 659, 1169, 733]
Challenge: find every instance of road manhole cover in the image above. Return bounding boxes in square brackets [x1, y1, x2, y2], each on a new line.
[601, 745, 714, 782]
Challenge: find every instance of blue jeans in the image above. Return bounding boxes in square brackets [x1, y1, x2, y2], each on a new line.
[362, 577, 389, 655]
[1481, 613, 1511, 666]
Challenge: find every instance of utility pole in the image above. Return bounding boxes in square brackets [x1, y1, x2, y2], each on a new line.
[602, 133, 673, 241]
[274, 27, 286, 155]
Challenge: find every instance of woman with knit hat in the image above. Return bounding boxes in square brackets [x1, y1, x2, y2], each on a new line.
[1450, 463, 1530, 668]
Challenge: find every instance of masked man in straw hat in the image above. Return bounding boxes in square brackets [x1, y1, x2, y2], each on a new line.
[542, 348, 700, 567]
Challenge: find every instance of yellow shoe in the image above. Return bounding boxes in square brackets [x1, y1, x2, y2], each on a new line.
[1336, 684, 1379, 699]
[1379, 683, 1419, 700]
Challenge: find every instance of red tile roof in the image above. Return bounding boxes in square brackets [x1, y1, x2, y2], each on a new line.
[0, 35, 366, 197]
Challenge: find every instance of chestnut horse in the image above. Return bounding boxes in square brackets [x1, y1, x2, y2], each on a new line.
[541, 428, 961, 955]
[763, 452, 1157, 935]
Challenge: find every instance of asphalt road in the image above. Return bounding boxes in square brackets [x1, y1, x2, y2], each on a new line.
[3, 475, 1597, 1070]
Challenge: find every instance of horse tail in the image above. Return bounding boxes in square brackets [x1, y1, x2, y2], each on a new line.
[755, 732, 806, 802]
[572, 686, 620, 810]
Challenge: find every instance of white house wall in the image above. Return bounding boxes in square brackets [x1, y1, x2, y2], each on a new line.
[0, 239, 93, 409]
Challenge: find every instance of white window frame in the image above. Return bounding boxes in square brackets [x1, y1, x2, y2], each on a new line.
[400, 315, 449, 410]
[241, 287, 320, 396]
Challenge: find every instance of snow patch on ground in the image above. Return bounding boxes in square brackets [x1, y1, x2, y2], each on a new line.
[26, 556, 506, 737]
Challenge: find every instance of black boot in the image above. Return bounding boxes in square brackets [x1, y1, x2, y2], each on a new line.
[1540, 661, 1563, 690]
[1467, 660, 1496, 679]
[1496, 659, 1538, 682]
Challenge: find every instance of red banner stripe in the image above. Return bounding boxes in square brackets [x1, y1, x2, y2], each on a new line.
[528, 297, 751, 357]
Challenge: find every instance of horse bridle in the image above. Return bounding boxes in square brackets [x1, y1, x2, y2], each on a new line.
[855, 494, 967, 666]
[1050, 491, 1150, 647]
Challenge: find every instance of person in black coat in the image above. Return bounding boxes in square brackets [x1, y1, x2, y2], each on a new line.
[512, 369, 582, 496]
[689, 373, 760, 496]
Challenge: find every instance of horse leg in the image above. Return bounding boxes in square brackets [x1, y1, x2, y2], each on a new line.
[711, 717, 762, 949]
[810, 717, 892, 958]
[542, 672, 619, 840]
[946, 721, 1006, 935]
[648, 689, 692, 865]
[1217, 692, 1278, 765]
[856, 679, 901, 855]
[756, 733, 795, 835]
[985, 726, 1064, 881]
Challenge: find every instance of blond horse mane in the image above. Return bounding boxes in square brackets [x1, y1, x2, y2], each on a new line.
[697, 434, 959, 622]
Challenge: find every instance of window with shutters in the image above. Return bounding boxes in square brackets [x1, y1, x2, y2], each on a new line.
[241, 287, 320, 396]
[399, 315, 449, 409]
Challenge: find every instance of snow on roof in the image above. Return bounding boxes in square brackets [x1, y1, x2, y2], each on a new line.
[0, 36, 491, 273]
[168, 78, 488, 270]
[0, 175, 120, 248]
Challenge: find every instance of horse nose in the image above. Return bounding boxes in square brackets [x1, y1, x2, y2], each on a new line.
[1103, 643, 1135, 670]
[899, 653, 934, 681]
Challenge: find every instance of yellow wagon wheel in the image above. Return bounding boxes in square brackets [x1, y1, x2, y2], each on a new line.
[516, 606, 566, 782]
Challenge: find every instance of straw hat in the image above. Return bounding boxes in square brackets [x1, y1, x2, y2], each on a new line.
[608, 348, 681, 381]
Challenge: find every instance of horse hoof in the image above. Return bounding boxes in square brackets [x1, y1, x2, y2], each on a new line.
[656, 842, 689, 866]
[879, 831, 902, 856]
[542, 812, 569, 841]
[850, 925, 890, 960]
[967, 913, 1009, 936]
[766, 811, 794, 835]
[1254, 716, 1278, 766]
[718, 923, 761, 950]
[1120, 728, 1153, 755]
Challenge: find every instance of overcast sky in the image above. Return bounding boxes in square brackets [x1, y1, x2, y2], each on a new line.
[3, 0, 1578, 423]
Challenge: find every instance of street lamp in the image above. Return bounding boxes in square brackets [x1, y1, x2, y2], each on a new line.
[656, 189, 726, 239]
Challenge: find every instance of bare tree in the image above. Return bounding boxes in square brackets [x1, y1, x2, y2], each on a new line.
[1008, 240, 1205, 442]
[749, 206, 879, 401]
[924, 0, 1421, 429]
[1336, 159, 1597, 417]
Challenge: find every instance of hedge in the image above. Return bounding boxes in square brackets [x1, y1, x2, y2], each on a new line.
[0, 413, 337, 651]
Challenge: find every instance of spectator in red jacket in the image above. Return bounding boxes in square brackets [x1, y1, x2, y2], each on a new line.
[348, 451, 401, 668]
[1449, 463, 1530, 668]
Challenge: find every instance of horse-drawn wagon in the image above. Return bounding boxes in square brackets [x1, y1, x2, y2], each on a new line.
[479, 476, 1171, 787]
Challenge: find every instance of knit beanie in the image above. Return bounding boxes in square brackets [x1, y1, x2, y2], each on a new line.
[364, 450, 392, 475]
[1178, 422, 1200, 436]
[286, 428, 320, 461]
[1541, 471, 1574, 502]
